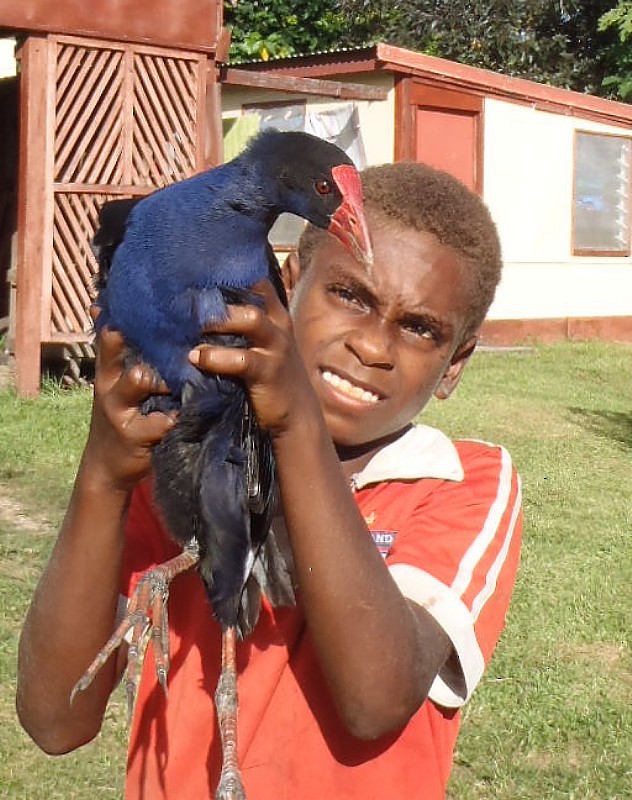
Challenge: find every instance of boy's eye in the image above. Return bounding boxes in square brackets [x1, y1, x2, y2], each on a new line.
[328, 284, 364, 307]
[401, 320, 438, 341]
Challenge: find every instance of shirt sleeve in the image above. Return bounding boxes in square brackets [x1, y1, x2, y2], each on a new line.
[385, 442, 522, 709]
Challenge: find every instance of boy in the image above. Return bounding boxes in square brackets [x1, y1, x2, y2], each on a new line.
[17, 162, 522, 799]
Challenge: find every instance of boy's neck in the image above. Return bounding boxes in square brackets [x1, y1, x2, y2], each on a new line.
[336, 425, 412, 480]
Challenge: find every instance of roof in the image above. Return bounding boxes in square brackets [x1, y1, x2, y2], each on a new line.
[235, 42, 632, 129]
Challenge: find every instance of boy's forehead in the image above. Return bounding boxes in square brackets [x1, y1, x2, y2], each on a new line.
[308, 224, 472, 326]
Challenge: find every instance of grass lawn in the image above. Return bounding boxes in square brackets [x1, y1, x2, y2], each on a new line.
[0, 342, 631, 798]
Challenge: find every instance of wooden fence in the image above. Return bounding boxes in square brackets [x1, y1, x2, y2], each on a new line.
[16, 34, 209, 393]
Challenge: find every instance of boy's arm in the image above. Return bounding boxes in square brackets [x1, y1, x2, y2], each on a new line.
[16, 328, 175, 754]
[273, 409, 453, 739]
[190, 285, 453, 740]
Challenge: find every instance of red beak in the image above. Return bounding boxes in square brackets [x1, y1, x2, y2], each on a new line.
[328, 164, 373, 266]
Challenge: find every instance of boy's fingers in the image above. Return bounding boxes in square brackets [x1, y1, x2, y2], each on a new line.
[113, 362, 170, 407]
[94, 327, 169, 403]
[96, 326, 126, 367]
[201, 281, 288, 338]
[189, 345, 249, 377]
[130, 410, 178, 446]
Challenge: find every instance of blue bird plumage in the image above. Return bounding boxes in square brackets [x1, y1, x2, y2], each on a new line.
[92, 129, 372, 634]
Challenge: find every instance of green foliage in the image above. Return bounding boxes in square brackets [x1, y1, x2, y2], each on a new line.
[599, 1, 632, 99]
[223, 0, 398, 62]
[339, 0, 622, 96]
[224, 1, 631, 101]
[224, 0, 356, 62]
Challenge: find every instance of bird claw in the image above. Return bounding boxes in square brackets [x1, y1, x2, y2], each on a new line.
[70, 542, 200, 717]
[215, 773, 246, 800]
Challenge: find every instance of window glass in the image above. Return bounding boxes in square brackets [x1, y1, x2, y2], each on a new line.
[573, 132, 631, 255]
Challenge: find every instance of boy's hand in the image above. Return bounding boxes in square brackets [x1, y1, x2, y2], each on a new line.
[82, 323, 177, 493]
[188, 281, 317, 437]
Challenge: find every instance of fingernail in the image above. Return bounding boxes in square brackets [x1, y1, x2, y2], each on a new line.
[188, 349, 200, 365]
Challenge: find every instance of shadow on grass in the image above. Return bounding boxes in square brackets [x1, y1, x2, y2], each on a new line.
[569, 408, 632, 451]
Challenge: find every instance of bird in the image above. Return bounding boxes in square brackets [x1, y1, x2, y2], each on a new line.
[71, 130, 373, 800]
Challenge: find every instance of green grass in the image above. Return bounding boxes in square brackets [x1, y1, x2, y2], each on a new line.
[0, 380, 128, 798]
[422, 342, 632, 800]
[1, 342, 631, 798]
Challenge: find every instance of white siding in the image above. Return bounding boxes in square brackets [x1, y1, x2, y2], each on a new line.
[482, 98, 632, 320]
[0, 38, 16, 78]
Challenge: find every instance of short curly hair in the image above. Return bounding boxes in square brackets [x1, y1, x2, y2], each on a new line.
[297, 162, 503, 339]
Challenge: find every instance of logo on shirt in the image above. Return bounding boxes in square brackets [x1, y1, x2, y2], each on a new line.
[364, 512, 397, 557]
[370, 530, 397, 558]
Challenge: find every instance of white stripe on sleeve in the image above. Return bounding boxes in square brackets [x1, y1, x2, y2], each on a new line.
[389, 563, 485, 708]
[450, 446, 513, 600]
[471, 477, 522, 622]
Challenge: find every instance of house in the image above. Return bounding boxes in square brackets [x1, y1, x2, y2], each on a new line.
[222, 43, 632, 346]
[3, 21, 631, 395]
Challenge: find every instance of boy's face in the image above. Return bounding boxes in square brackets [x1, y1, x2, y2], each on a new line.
[288, 214, 476, 452]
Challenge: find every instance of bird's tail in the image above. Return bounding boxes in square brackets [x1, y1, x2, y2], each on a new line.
[151, 365, 292, 634]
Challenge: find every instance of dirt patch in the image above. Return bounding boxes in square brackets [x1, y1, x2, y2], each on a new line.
[525, 743, 586, 771]
[0, 488, 55, 536]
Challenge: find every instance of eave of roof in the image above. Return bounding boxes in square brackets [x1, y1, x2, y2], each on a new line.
[233, 42, 632, 128]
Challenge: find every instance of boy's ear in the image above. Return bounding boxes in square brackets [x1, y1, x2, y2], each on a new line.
[434, 335, 478, 400]
[281, 252, 302, 301]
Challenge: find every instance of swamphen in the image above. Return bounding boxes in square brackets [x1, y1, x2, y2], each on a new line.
[72, 130, 373, 800]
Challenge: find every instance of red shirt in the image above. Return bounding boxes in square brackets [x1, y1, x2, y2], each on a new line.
[121, 426, 522, 799]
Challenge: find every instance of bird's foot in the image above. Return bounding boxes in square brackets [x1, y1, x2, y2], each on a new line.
[214, 626, 247, 800]
[215, 773, 246, 800]
[70, 540, 200, 717]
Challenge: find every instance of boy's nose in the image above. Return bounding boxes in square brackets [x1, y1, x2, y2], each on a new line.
[345, 318, 395, 369]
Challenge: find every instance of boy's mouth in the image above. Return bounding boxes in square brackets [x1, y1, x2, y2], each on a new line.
[321, 369, 380, 404]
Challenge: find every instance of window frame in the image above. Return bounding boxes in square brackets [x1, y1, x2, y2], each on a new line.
[572, 129, 632, 257]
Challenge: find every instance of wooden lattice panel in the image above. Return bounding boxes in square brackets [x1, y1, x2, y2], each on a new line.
[133, 52, 199, 186]
[54, 43, 125, 185]
[47, 36, 206, 341]
[51, 193, 108, 336]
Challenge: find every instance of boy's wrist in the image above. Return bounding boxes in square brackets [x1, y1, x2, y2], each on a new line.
[75, 448, 137, 502]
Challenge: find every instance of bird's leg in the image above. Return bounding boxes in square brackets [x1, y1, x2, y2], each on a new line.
[214, 626, 246, 800]
[70, 539, 200, 718]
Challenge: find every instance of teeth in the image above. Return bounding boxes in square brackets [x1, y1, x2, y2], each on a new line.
[322, 371, 379, 404]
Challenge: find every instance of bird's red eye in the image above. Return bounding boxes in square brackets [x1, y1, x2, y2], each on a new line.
[315, 179, 332, 195]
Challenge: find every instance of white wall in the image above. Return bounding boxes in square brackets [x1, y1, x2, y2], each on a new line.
[0, 38, 16, 79]
[482, 98, 632, 320]
[223, 78, 632, 323]
[222, 72, 395, 167]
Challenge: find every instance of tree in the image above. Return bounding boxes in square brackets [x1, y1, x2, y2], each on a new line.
[223, 1, 361, 62]
[598, 1, 632, 99]
[224, 1, 627, 100]
[339, 0, 621, 96]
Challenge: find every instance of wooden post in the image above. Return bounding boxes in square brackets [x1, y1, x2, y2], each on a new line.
[15, 36, 54, 395]
[205, 60, 223, 168]
[394, 75, 413, 163]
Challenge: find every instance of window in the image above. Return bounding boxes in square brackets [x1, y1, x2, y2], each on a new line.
[572, 131, 631, 256]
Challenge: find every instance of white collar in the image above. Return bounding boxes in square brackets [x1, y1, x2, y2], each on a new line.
[350, 425, 465, 490]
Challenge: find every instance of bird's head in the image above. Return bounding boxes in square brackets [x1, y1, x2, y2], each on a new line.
[245, 131, 373, 266]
